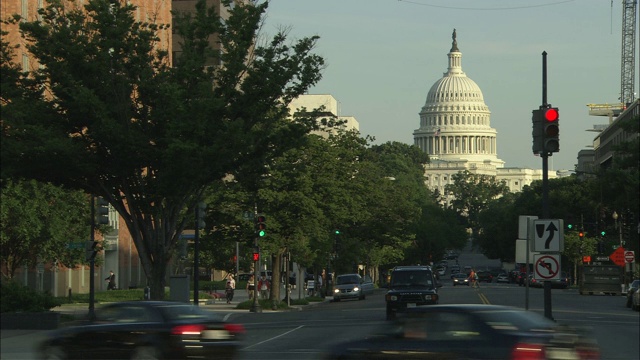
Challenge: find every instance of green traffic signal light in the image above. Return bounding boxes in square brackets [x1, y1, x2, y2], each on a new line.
[600, 231, 606, 236]
[258, 230, 266, 237]
[335, 230, 340, 235]
[567, 224, 573, 230]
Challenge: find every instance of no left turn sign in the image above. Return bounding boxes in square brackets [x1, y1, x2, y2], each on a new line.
[533, 254, 560, 280]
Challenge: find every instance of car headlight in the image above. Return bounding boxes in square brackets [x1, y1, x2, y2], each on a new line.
[353, 287, 360, 292]
[389, 295, 398, 301]
[333, 288, 340, 294]
[424, 295, 432, 300]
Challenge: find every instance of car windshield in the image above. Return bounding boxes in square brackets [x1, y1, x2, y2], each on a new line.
[336, 275, 360, 285]
[454, 273, 467, 279]
[392, 272, 433, 287]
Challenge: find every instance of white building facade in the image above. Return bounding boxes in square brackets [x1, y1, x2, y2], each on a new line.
[413, 30, 554, 194]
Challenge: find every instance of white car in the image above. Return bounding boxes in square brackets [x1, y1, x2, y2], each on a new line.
[332, 274, 374, 301]
[496, 273, 509, 283]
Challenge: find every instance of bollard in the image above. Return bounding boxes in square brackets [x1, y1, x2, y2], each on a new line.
[144, 286, 151, 300]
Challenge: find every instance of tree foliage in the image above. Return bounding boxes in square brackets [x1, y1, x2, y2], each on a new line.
[1, 0, 324, 298]
[0, 180, 90, 279]
[444, 170, 510, 241]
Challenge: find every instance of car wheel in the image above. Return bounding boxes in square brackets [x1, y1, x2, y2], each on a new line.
[130, 345, 161, 360]
[333, 297, 340, 302]
[41, 345, 66, 360]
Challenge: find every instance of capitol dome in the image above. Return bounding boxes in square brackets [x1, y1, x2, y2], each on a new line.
[413, 29, 502, 167]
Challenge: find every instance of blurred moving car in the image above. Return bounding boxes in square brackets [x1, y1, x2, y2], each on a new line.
[452, 273, 470, 286]
[322, 304, 600, 360]
[385, 266, 441, 320]
[38, 301, 244, 360]
[496, 273, 509, 283]
[332, 273, 374, 301]
[626, 279, 640, 308]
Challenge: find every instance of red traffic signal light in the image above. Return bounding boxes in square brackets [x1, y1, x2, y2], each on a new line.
[541, 107, 559, 153]
[252, 252, 259, 261]
[578, 231, 584, 238]
[543, 107, 559, 121]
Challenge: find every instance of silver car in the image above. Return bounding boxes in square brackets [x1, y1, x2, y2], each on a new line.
[332, 274, 374, 301]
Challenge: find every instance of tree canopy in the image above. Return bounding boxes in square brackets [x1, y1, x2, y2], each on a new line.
[1, 0, 325, 298]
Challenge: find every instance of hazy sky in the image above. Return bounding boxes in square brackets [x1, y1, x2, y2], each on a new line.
[260, 0, 637, 171]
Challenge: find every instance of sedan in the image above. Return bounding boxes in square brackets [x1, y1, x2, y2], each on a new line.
[332, 273, 374, 301]
[322, 304, 600, 360]
[38, 301, 245, 360]
[452, 273, 469, 286]
[626, 279, 640, 308]
[496, 273, 509, 283]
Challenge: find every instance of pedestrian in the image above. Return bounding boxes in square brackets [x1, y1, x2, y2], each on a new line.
[225, 273, 235, 303]
[246, 275, 255, 300]
[469, 268, 479, 288]
[258, 275, 270, 299]
[105, 270, 116, 290]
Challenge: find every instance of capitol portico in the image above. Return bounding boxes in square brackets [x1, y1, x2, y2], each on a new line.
[414, 30, 554, 194]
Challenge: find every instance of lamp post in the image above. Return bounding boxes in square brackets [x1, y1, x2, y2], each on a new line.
[612, 211, 623, 248]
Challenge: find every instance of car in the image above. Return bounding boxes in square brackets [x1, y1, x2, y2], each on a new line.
[445, 253, 459, 260]
[626, 279, 640, 308]
[496, 273, 509, 283]
[450, 265, 460, 274]
[517, 272, 527, 286]
[436, 266, 446, 277]
[385, 266, 441, 320]
[632, 287, 640, 311]
[551, 271, 570, 289]
[322, 304, 601, 360]
[452, 272, 469, 286]
[38, 301, 245, 360]
[528, 274, 542, 288]
[476, 270, 493, 283]
[463, 266, 472, 275]
[332, 273, 374, 301]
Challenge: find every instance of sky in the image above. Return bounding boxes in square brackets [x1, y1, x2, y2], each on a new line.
[259, 0, 638, 172]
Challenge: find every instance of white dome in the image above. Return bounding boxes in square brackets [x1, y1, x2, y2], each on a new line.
[426, 75, 485, 105]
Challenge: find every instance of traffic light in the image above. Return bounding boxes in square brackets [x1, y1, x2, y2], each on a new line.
[600, 230, 606, 237]
[256, 214, 266, 237]
[97, 197, 110, 225]
[196, 201, 206, 229]
[531, 109, 544, 154]
[578, 230, 584, 239]
[567, 223, 573, 231]
[541, 106, 559, 153]
[252, 252, 259, 261]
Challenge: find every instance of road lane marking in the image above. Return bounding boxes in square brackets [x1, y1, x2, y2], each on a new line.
[241, 325, 304, 350]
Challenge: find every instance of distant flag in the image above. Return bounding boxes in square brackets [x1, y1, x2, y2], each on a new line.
[435, 128, 441, 136]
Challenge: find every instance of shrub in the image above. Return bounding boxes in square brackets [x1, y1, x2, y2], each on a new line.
[0, 281, 62, 313]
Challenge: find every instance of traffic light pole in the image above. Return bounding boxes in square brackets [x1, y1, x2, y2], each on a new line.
[88, 196, 96, 321]
[250, 205, 262, 313]
[540, 51, 553, 321]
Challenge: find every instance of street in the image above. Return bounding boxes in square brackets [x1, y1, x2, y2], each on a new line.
[4, 280, 637, 360]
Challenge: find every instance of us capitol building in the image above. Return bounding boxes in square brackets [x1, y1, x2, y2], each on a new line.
[413, 30, 555, 195]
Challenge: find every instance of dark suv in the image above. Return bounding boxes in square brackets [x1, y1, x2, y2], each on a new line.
[385, 265, 441, 320]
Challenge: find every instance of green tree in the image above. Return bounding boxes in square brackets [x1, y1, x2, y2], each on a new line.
[444, 170, 510, 242]
[1, 0, 324, 299]
[0, 180, 90, 279]
[477, 192, 519, 262]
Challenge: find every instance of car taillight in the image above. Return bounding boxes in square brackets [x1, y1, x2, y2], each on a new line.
[511, 342, 545, 360]
[171, 324, 206, 335]
[224, 323, 246, 335]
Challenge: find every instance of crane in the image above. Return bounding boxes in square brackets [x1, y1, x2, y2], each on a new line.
[587, 0, 637, 121]
[619, 0, 637, 107]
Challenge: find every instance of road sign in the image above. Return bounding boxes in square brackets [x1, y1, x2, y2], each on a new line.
[531, 219, 564, 252]
[610, 247, 627, 267]
[533, 254, 560, 280]
[624, 251, 635, 264]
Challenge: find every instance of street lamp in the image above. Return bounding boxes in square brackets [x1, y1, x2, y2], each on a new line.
[612, 211, 623, 248]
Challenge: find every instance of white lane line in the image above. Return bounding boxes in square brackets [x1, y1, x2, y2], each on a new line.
[242, 325, 305, 350]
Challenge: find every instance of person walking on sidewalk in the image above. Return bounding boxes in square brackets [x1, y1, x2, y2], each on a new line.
[246, 275, 255, 300]
[224, 274, 235, 303]
[105, 270, 116, 290]
[258, 275, 270, 300]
